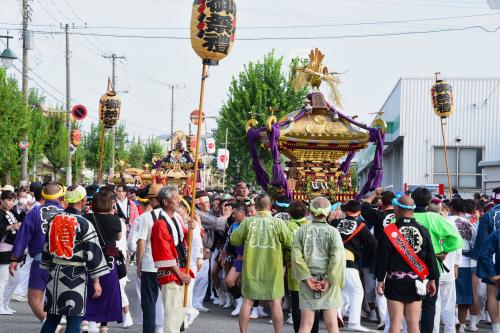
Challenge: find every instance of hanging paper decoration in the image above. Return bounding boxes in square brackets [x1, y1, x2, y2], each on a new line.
[217, 149, 229, 170]
[431, 73, 454, 119]
[99, 80, 121, 129]
[190, 0, 237, 66]
[70, 129, 81, 146]
[206, 137, 216, 154]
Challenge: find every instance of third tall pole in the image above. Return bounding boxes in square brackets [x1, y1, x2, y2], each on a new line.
[184, 64, 207, 307]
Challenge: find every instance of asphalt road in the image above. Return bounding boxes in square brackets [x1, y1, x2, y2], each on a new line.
[1, 270, 492, 333]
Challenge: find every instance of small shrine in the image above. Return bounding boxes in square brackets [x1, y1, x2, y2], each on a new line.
[149, 131, 200, 194]
[246, 49, 385, 202]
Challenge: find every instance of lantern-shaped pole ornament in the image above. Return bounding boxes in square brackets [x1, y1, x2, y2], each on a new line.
[184, 0, 237, 307]
[70, 128, 82, 146]
[190, 0, 236, 66]
[431, 72, 454, 198]
[98, 79, 122, 183]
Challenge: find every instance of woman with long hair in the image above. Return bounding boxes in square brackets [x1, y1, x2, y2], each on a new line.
[82, 189, 123, 333]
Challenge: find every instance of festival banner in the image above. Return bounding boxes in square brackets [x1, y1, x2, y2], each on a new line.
[217, 149, 229, 170]
[206, 137, 216, 154]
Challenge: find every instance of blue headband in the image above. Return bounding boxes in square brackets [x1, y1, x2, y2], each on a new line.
[331, 202, 341, 212]
[87, 187, 100, 199]
[276, 201, 289, 208]
[392, 197, 416, 210]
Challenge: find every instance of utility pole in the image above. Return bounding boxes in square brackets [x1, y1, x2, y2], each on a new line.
[103, 53, 125, 177]
[19, 0, 29, 186]
[65, 24, 72, 186]
[166, 84, 185, 149]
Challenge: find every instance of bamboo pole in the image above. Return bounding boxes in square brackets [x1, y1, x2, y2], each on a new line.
[184, 63, 208, 307]
[440, 118, 453, 198]
[222, 128, 228, 191]
[98, 126, 106, 183]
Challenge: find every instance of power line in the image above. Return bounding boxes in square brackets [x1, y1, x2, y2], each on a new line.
[1, 12, 499, 30]
[348, 0, 490, 10]
[9, 23, 498, 40]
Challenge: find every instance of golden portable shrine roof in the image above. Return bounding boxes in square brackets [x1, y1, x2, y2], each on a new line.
[260, 93, 369, 162]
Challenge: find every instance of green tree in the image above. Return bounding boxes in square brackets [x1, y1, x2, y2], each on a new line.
[82, 122, 128, 177]
[214, 52, 307, 185]
[0, 68, 30, 184]
[82, 122, 103, 174]
[128, 137, 145, 168]
[27, 89, 48, 172]
[113, 123, 128, 172]
[144, 137, 164, 165]
[44, 112, 68, 182]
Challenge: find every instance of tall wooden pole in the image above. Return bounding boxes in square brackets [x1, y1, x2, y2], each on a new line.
[98, 127, 106, 184]
[440, 118, 453, 198]
[184, 64, 208, 307]
[103, 53, 125, 177]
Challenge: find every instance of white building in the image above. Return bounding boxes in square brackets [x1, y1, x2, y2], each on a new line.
[357, 77, 500, 196]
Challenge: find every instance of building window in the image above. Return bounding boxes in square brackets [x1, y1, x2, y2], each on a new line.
[433, 147, 483, 190]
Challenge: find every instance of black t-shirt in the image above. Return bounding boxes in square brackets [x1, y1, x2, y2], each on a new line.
[361, 202, 395, 240]
[11, 208, 26, 223]
[84, 213, 121, 247]
[0, 210, 17, 245]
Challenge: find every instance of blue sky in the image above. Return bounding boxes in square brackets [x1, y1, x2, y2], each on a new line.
[1, 0, 499, 140]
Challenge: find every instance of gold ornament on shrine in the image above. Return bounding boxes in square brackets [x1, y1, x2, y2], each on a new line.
[190, 0, 237, 66]
[431, 72, 454, 119]
[370, 111, 387, 135]
[294, 48, 344, 109]
[99, 78, 121, 129]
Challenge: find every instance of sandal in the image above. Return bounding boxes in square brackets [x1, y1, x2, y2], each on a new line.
[99, 326, 109, 333]
[81, 323, 89, 333]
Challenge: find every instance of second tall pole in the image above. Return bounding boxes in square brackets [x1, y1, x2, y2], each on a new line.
[103, 53, 125, 178]
[65, 24, 72, 186]
[19, 0, 29, 186]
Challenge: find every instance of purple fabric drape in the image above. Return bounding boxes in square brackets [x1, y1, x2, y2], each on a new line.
[327, 103, 385, 200]
[267, 123, 290, 197]
[247, 127, 269, 191]
[338, 151, 356, 186]
[246, 106, 308, 193]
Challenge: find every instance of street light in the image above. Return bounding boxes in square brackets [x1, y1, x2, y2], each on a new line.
[0, 33, 17, 69]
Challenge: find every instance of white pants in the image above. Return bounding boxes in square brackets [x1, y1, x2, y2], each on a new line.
[192, 259, 209, 308]
[187, 262, 198, 312]
[135, 276, 143, 325]
[434, 279, 456, 333]
[13, 254, 32, 297]
[0, 264, 21, 308]
[362, 268, 376, 304]
[161, 282, 187, 333]
[155, 288, 164, 328]
[376, 293, 388, 324]
[119, 276, 130, 308]
[341, 268, 365, 327]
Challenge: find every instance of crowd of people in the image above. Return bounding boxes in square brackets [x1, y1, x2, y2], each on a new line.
[1, 180, 500, 333]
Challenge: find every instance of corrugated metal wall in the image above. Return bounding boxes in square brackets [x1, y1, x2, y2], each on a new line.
[400, 78, 500, 188]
